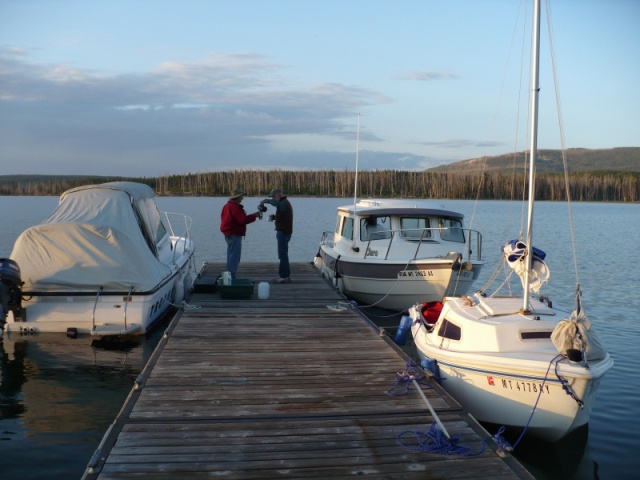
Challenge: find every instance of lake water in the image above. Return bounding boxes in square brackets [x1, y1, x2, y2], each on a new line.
[0, 196, 638, 479]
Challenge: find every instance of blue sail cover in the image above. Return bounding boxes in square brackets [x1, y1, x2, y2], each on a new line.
[502, 240, 550, 293]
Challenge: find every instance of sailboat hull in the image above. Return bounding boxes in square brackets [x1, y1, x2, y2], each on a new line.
[415, 346, 610, 441]
[410, 296, 614, 442]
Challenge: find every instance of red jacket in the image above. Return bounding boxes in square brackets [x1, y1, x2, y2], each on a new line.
[220, 200, 257, 236]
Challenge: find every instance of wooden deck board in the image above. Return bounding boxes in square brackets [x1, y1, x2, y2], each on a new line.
[82, 262, 533, 480]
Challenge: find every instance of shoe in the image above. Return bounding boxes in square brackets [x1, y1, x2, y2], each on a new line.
[274, 277, 291, 284]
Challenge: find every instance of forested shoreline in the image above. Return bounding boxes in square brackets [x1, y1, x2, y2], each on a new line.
[1, 170, 638, 202]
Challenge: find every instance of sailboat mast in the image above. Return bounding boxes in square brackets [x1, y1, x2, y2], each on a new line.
[523, 0, 541, 312]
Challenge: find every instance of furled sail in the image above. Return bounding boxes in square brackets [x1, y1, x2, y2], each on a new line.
[502, 240, 550, 293]
[551, 309, 607, 361]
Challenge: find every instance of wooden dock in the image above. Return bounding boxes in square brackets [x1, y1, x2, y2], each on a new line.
[82, 262, 533, 479]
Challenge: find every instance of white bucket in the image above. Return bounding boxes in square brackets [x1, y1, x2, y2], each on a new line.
[222, 271, 232, 286]
[258, 281, 270, 299]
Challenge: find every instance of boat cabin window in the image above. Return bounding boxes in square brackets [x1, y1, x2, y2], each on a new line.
[360, 216, 391, 241]
[400, 217, 432, 240]
[340, 216, 354, 240]
[437, 319, 461, 341]
[520, 331, 552, 340]
[142, 198, 168, 243]
[439, 218, 465, 243]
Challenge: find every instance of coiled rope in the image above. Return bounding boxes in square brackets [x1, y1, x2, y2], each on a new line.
[397, 422, 474, 455]
[386, 361, 432, 396]
[396, 422, 513, 457]
[390, 361, 489, 455]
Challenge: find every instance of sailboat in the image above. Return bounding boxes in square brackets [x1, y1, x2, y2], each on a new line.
[409, 0, 613, 442]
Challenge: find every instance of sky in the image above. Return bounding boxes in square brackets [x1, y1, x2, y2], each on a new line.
[1, 0, 638, 177]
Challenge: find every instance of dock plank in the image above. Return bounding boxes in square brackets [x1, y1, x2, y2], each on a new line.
[82, 262, 533, 480]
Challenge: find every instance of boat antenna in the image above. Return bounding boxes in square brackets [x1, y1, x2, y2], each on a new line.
[522, 0, 541, 313]
[352, 113, 361, 251]
[353, 113, 360, 207]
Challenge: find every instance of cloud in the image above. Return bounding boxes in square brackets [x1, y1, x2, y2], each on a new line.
[267, 150, 436, 171]
[395, 71, 459, 81]
[418, 139, 504, 149]
[0, 47, 400, 175]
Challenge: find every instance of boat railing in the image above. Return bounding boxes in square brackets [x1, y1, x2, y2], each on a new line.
[319, 231, 334, 249]
[320, 228, 482, 262]
[365, 227, 483, 262]
[163, 212, 193, 255]
[91, 286, 103, 332]
[122, 285, 133, 331]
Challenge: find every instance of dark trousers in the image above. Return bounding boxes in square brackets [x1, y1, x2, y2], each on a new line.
[276, 231, 291, 278]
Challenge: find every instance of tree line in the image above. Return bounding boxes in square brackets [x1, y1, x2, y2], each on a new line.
[1, 170, 638, 202]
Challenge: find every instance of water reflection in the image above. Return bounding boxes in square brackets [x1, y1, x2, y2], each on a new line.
[1, 333, 143, 434]
[0, 336, 27, 421]
[0, 329, 161, 479]
[508, 425, 599, 480]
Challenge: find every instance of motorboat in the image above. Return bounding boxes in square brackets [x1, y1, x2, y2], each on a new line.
[313, 198, 483, 311]
[408, 0, 612, 442]
[0, 181, 195, 337]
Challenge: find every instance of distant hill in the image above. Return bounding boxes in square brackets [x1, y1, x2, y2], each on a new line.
[428, 147, 640, 174]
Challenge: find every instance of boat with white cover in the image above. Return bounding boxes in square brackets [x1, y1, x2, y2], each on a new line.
[0, 181, 195, 337]
[408, 0, 613, 442]
[314, 198, 483, 311]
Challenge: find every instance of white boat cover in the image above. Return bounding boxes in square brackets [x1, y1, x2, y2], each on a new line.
[10, 182, 172, 293]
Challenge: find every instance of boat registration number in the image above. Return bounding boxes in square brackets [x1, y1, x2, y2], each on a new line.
[454, 270, 474, 278]
[398, 270, 434, 278]
[488, 376, 551, 395]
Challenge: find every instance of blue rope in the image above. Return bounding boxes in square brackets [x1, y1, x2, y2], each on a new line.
[396, 422, 514, 456]
[507, 353, 565, 450]
[397, 423, 514, 457]
[491, 426, 513, 454]
[469, 353, 582, 453]
[390, 361, 514, 456]
[397, 422, 471, 455]
[386, 360, 432, 396]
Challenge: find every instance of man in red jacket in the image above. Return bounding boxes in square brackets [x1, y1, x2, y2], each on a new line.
[220, 188, 260, 278]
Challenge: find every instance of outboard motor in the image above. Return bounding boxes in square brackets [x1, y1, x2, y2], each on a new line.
[0, 258, 24, 332]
